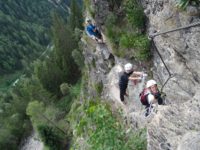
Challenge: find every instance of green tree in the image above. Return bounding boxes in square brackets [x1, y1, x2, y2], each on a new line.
[0, 0, 69, 75]
[51, 13, 80, 83]
[69, 0, 83, 30]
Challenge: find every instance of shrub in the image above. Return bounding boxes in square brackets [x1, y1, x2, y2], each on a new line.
[84, 0, 95, 17]
[37, 125, 65, 150]
[71, 100, 147, 150]
[105, 12, 117, 28]
[119, 33, 151, 60]
[60, 83, 71, 96]
[124, 0, 145, 29]
[72, 49, 84, 69]
[119, 34, 135, 48]
[94, 81, 103, 95]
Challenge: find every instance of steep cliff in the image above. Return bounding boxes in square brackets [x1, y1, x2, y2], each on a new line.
[83, 0, 200, 149]
[144, 0, 200, 149]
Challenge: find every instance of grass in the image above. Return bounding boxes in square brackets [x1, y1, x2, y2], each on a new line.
[70, 100, 147, 150]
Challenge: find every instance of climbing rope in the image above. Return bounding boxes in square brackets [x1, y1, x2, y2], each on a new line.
[151, 39, 174, 92]
[147, 22, 200, 91]
[149, 22, 200, 89]
[151, 40, 172, 77]
[149, 21, 200, 38]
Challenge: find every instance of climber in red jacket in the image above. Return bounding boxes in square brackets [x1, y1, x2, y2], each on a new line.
[140, 79, 164, 116]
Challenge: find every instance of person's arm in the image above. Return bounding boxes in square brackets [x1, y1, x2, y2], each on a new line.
[91, 24, 97, 32]
[132, 71, 143, 75]
[128, 76, 141, 80]
[128, 71, 146, 80]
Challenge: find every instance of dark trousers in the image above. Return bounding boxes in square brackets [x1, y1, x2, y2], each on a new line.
[120, 88, 126, 102]
[94, 30, 102, 39]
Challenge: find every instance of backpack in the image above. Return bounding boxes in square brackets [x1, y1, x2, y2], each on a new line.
[139, 88, 149, 105]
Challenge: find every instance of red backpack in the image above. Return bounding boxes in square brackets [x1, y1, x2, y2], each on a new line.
[139, 88, 149, 105]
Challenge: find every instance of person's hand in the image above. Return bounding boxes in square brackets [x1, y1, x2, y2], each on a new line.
[142, 73, 148, 77]
[154, 93, 161, 99]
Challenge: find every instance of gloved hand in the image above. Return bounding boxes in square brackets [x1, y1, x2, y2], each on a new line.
[154, 93, 161, 99]
[142, 73, 148, 77]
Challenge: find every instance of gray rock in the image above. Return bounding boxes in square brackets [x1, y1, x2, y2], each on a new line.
[144, 9, 150, 15]
[177, 132, 200, 150]
[186, 6, 199, 16]
[144, 0, 200, 149]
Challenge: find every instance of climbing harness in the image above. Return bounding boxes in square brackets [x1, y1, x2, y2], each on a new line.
[143, 103, 157, 118]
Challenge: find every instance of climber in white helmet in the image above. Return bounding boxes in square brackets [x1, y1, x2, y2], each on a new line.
[139, 79, 164, 116]
[119, 63, 147, 104]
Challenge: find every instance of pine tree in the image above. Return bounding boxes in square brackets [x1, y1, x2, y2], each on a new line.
[52, 13, 80, 84]
[69, 0, 83, 30]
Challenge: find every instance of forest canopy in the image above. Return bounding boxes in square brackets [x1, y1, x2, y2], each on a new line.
[0, 0, 69, 75]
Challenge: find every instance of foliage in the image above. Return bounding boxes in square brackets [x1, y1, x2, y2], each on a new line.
[94, 81, 103, 95]
[60, 83, 71, 96]
[56, 82, 82, 112]
[0, 71, 22, 92]
[26, 101, 45, 126]
[37, 125, 65, 150]
[84, 0, 95, 17]
[0, 1, 83, 149]
[70, 100, 147, 150]
[0, 0, 68, 75]
[104, 0, 150, 60]
[69, 0, 83, 30]
[125, 129, 147, 150]
[35, 13, 82, 96]
[119, 33, 151, 60]
[34, 59, 65, 96]
[176, 0, 200, 9]
[72, 49, 85, 69]
[0, 76, 53, 149]
[107, 0, 123, 11]
[27, 100, 70, 150]
[123, 0, 145, 29]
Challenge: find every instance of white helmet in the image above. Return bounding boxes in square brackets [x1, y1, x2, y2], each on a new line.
[146, 80, 157, 88]
[124, 63, 133, 73]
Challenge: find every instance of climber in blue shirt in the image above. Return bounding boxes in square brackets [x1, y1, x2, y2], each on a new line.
[86, 19, 103, 43]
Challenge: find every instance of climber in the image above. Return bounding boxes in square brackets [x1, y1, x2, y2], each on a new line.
[139, 79, 164, 116]
[119, 63, 145, 104]
[86, 19, 103, 43]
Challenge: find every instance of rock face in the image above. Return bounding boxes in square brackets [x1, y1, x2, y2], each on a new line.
[85, 0, 200, 149]
[20, 131, 43, 150]
[81, 37, 114, 98]
[144, 0, 200, 102]
[143, 0, 200, 149]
